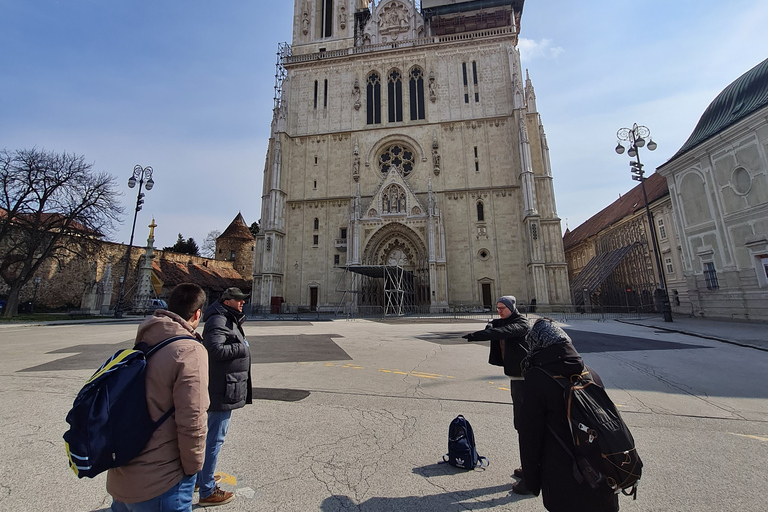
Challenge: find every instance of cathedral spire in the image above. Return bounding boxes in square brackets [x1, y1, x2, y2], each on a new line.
[525, 69, 537, 113]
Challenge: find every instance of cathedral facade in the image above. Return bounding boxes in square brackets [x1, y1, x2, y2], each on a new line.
[253, 0, 569, 313]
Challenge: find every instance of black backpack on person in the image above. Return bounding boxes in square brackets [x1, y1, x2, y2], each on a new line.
[535, 367, 642, 499]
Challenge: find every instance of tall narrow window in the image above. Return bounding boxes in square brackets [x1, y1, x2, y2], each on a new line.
[322, 0, 333, 38]
[367, 72, 381, 125]
[313, 234, 319, 245]
[477, 201, 484, 222]
[657, 218, 667, 240]
[462, 62, 469, 103]
[313, 218, 319, 230]
[324, 79, 328, 107]
[472, 61, 479, 102]
[314, 81, 318, 109]
[388, 70, 403, 123]
[704, 262, 719, 290]
[409, 67, 425, 120]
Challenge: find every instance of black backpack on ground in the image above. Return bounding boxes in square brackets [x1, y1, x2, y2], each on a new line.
[442, 415, 488, 470]
[535, 367, 642, 499]
[63, 336, 194, 478]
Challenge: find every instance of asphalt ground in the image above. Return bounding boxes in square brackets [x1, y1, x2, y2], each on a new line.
[1, 318, 766, 511]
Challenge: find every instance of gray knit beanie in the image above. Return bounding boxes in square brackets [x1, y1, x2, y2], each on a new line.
[526, 318, 571, 353]
[497, 296, 517, 314]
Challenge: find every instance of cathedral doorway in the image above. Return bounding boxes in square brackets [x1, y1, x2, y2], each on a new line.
[360, 223, 430, 311]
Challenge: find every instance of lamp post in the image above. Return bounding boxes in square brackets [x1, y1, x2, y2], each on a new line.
[114, 165, 154, 318]
[615, 124, 672, 322]
[32, 276, 42, 314]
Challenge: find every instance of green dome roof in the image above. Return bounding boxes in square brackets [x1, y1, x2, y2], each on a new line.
[670, 57, 768, 161]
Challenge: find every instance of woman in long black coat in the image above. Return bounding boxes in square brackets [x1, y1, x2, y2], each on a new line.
[518, 318, 620, 512]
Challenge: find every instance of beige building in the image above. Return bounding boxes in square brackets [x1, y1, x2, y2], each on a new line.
[253, 0, 569, 313]
[657, 57, 768, 321]
[563, 172, 690, 313]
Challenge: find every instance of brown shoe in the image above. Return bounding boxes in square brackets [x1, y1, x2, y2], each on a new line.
[194, 474, 221, 493]
[198, 486, 234, 507]
[512, 480, 533, 495]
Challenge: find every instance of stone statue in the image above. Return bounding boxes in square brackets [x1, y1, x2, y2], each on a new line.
[302, 2, 309, 35]
[339, 6, 347, 30]
[432, 150, 440, 174]
[353, 78, 361, 110]
[428, 71, 437, 102]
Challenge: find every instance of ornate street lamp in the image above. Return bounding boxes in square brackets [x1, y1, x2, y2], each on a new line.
[615, 124, 672, 322]
[114, 165, 154, 318]
[32, 276, 42, 314]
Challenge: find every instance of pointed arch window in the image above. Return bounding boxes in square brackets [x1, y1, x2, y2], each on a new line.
[477, 201, 485, 222]
[313, 218, 319, 230]
[388, 69, 403, 123]
[367, 72, 381, 125]
[409, 67, 425, 120]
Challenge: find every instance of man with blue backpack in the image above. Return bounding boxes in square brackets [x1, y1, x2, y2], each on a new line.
[107, 283, 210, 512]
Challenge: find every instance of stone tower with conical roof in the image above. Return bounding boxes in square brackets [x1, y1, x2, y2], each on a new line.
[216, 213, 256, 281]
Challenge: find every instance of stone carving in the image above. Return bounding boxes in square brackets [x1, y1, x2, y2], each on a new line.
[302, 1, 309, 35]
[353, 78, 361, 110]
[353, 156, 360, 181]
[339, 5, 347, 30]
[411, 206, 421, 216]
[428, 71, 437, 102]
[379, 1, 410, 41]
[368, 209, 377, 218]
[432, 149, 440, 175]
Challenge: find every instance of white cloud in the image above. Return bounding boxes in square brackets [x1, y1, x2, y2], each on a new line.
[518, 38, 565, 62]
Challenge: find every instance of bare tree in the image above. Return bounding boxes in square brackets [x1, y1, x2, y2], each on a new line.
[0, 148, 123, 318]
[201, 230, 221, 258]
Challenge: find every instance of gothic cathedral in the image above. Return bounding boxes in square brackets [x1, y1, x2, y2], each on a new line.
[253, 0, 570, 313]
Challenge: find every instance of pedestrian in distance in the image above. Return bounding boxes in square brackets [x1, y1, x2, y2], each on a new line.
[518, 318, 620, 511]
[107, 283, 210, 512]
[197, 287, 253, 507]
[462, 295, 531, 491]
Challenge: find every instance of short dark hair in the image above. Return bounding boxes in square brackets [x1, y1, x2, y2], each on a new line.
[167, 283, 206, 321]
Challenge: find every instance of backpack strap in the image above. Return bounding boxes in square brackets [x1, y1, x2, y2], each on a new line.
[546, 424, 584, 485]
[138, 335, 198, 429]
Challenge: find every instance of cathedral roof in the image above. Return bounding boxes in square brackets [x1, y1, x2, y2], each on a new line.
[563, 172, 668, 251]
[218, 212, 254, 241]
[666, 56, 768, 163]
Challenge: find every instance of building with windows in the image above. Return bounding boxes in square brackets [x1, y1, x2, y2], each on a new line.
[563, 173, 690, 313]
[253, 0, 569, 313]
[657, 57, 768, 321]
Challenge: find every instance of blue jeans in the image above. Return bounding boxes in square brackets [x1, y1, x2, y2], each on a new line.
[196, 410, 231, 498]
[110, 474, 195, 512]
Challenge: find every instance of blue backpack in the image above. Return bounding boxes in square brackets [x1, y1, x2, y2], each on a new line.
[63, 336, 194, 478]
[443, 415, 488, 469]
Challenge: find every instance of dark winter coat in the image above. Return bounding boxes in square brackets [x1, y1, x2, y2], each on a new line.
[202, 301, 253, 412]
[467, 313, 529, 377]
[519, 342, 619, 512]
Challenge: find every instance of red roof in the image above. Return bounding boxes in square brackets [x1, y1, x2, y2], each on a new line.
[563, 172, 669, 250]
[152, 259, 250, 293]
[218, 213, 254, 241]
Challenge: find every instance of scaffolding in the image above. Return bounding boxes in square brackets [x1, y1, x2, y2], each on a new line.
[335, 265, 416, 316]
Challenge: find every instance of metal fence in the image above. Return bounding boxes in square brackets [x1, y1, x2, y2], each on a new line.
[244, 303, 651, 322]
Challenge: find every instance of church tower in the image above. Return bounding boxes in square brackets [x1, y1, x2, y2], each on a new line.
[253, 0, 570, 312]
[216, 213, 255, 281]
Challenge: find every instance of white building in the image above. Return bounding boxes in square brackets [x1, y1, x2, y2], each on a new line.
[657, 57, 768, 321]
[253, 0, 569, 313]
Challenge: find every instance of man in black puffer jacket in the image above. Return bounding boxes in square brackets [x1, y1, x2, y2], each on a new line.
[463, 295, 530, 490]
[197, 287, 252, 507]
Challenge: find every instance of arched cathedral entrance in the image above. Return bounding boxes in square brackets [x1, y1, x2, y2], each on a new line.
[360, 222, 430, 311]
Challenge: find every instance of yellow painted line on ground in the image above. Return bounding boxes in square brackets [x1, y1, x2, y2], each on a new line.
[730, 433, 768, 442]
[410, 373, 441, 379]
[393, 371, 409, 375]
[498, 387, 510, 391]
[215, 472, 237, 486]
[379, 369, 392, 373]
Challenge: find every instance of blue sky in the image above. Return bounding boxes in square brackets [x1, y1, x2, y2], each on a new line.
[1, 0, 767, 249]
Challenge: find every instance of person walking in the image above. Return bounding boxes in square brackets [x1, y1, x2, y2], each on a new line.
[518, 318, 620, 511]
[463, 295, 530, 491]
[197, 287, 253, 507]
[107, 283, 209, 512]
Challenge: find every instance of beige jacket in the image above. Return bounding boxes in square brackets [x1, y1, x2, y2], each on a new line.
[107, 310, 210, 503]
